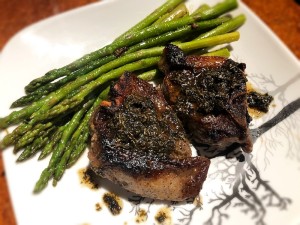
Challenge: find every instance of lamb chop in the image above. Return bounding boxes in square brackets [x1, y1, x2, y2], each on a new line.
[88, 72, 210, 201]
[159, 44, 252, 158]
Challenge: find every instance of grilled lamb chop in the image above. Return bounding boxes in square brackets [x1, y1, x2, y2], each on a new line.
[159, 44, 252, 157]
[89, 72, 210, 201]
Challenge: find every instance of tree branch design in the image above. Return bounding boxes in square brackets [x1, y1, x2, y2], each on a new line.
[204, 154, 291, 225]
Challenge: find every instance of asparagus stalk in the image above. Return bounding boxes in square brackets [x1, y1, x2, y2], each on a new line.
[35, 57, 160, 122]
[196, 14, 246, 39]
[16, 126, 56, 162]
[66, 87, 110, 168]
[12, 3, 188, 107]
[115, 0, 185, 41]
[186, 15, 245, 56]
[102, 0, 237, 56]
[202, 47, 230, 57]
[38, 125, 65, 160]
[13, 122, 53, 152]
[125, 16, 230, 54]
[12, 16, 230, 108]
[33, 32, 241, 121]
[153, 3, 188, 25]
[200, 0, 237, 19]
[137, 69, 161, 81]
[24, 0, 185, 93]
[12, 12, 234, 107]
[52, 134, 84, 185]
[65, 132, 89, 168]
[177, 31, 239, 52]
[191, 4, 210, 16]
[33, 97, 95, 193]
[24, 0, 237, 93]
[53, 87, 109, 182]
[11, 56, 115, 107]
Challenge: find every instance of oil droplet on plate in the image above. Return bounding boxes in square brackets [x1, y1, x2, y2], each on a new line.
[135, 208, 148, 223]
[103, 192, 123, 215]
[248, 107, 265, 119]
[95, 202, 102, 211]
[78, 167, 100, 190]
[155, 207, 172, 225]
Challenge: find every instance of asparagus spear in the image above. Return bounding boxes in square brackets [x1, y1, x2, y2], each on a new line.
[125, 16, 231, 54]
[0, 123, 33, 149]
[153, 3, 188, 25]
[53, 87, 109, 182]
[115, 0, 185, 41]
[202, 47, 230, 57]
[12, 16, 230, 108]
[38, 124, 66, 160]
[24, 0, 185, 94]
[191, 4, 210, 16]
[12, 3, 188, 108]
[24, 0, 237, 93]
[177, 31, 239, 52]
[16, 126, 56, 162]
[137, 69, 161, 81]
[11, 56, 115, 107]
[99, 0, 237, 57]
[33, 97, 95, 193]
[13, 122, 53, 152]
[33, 32, 242, 120]
[196, 14, 246, 39]
[65, 132, 89, 168]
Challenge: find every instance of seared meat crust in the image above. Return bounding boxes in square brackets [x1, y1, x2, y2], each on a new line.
[160, 44, 252, 157]
[89, 72, 210, 201]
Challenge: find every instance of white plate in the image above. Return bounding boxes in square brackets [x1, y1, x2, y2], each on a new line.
[1, 0, 300, 225]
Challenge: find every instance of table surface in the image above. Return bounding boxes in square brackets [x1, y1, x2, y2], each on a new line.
[0, 0, 299, 224]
